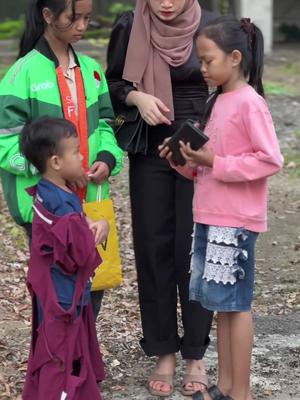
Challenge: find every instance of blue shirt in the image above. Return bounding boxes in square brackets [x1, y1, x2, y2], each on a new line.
[37, 178, 82, 216]
[37, 178, 92, 308]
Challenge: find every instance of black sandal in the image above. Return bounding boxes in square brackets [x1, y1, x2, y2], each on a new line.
[192, 391, 205, 399]
[192, 385, 226, 400]
[192, 385, 224, 400]
[208, 385, 226, 400]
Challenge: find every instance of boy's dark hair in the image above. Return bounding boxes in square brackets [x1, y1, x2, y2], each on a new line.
[18, 0, 77, 59]
[20, 117, 78, 174]
[199, 16, 265, 129]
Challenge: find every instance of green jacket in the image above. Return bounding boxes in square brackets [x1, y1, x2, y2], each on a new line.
[0, 37, 123, 226]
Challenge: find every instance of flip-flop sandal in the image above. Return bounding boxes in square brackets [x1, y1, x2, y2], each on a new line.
[192, 385, 225, 400]
[148, 373, 174, 397]
[222, 396, 234, 400]
[192, 391, 206, 399]
[208, 385, 226, 400]
[181, 372, 208, 396]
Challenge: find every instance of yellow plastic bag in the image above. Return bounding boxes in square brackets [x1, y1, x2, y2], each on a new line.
[83, 186, 122, 291]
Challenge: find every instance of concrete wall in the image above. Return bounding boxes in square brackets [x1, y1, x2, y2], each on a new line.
[200, 0, 300, 49]
[233, 0, 273, 53]
[199, 0, 273, 52]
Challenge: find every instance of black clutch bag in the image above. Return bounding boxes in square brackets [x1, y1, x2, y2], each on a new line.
[115, 107, 148, 155]
[167, 119, 209, 166]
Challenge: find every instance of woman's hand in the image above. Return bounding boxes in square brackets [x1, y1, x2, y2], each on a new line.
[126, 91, 172, 126]
[179, 141, 215, 168]
[88, 219, 110, 246]
[88, 162, 110, 185]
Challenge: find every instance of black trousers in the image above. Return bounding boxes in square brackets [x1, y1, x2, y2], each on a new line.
[129, 154, 213, 359]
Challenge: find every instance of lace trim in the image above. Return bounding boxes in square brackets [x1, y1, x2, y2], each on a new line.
[208, 225, 249, 245]
[206, 242, 248, 266]
[203, 262, 240, 285]
[189, 224, 197, 273]
[208, 226, 239, 246]
[203, 226, 248, 285]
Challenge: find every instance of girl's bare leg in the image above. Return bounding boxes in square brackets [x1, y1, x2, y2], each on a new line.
[217, 312, 233, 395]
[228, 311, 253, 400]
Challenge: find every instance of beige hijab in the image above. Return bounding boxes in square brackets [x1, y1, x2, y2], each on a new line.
[123, 0, 201, 121]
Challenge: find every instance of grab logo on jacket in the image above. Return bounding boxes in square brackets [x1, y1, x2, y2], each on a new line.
[9, 153, 26, 172]
[31, 81, 54, 92]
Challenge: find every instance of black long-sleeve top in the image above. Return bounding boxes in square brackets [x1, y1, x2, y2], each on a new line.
[106, 9, 218, 155]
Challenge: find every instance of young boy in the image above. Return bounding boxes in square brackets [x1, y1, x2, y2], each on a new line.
[20, 116, 108, 399]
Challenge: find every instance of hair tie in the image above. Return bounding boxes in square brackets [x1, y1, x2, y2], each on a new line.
[240, 17, 254, 50]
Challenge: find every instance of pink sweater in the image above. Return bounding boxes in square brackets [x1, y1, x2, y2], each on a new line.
[177, 85, 283, 232]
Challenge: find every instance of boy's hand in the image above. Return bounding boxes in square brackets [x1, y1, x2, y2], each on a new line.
[179, 141, 214, 168]
[68, 169, 89, 191]
[89, 219, 110, 246]
[88, 162, 109, 185]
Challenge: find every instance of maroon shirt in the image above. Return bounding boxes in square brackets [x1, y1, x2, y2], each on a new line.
[23, 191, 104, 400]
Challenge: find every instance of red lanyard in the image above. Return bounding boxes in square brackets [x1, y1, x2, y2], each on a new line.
[56, 65, 89, 201]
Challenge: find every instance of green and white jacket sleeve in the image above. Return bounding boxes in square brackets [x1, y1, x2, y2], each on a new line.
[0, 62, 34, 177]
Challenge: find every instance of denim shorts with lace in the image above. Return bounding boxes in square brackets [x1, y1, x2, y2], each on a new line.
[189, 223, 258, 312]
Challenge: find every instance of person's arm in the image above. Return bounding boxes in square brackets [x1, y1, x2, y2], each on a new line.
[89, 65, 124, 183]
[212, 101, 284, 182]
[173, 164, 195, 180]
[86, 217, 110, 246]
[106, 11, 136, 113]
[106, 11, 171, 126]
[0, 64, 35, 177]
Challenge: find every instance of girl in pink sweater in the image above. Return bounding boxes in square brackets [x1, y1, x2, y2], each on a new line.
[160, 16, 283, 400]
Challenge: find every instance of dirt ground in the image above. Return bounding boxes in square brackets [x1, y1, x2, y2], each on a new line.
[0, 43, 299, 399]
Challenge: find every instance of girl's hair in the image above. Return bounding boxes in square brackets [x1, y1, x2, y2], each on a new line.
[199, 16, 264, 129]
[20, 117, 78, 174]
[18, 0, 77, 59]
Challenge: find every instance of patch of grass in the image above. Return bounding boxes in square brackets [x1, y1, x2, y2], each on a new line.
[87, 37, 109, 47]
[84, 27, 112, 40]
[280, 62, 300, 76]
[108, 2, 134, 16]
[294, 129, 300, 139]
[264, 81, 293, 96]
[0, 19, 24, 40]
[283, 152, 300, 178]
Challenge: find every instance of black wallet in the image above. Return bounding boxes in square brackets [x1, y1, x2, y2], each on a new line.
[167, 119, 209, 166]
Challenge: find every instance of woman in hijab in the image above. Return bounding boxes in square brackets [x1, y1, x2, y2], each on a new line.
[106, 0, 217, 396]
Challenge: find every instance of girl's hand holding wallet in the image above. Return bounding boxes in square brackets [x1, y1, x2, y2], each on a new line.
[165, 119, 209, 166]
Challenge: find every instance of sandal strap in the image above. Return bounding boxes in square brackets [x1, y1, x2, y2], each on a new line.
[208, 385, 225, 400]
[182, 373, 208, 388]
[192, 390, 206, 400]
